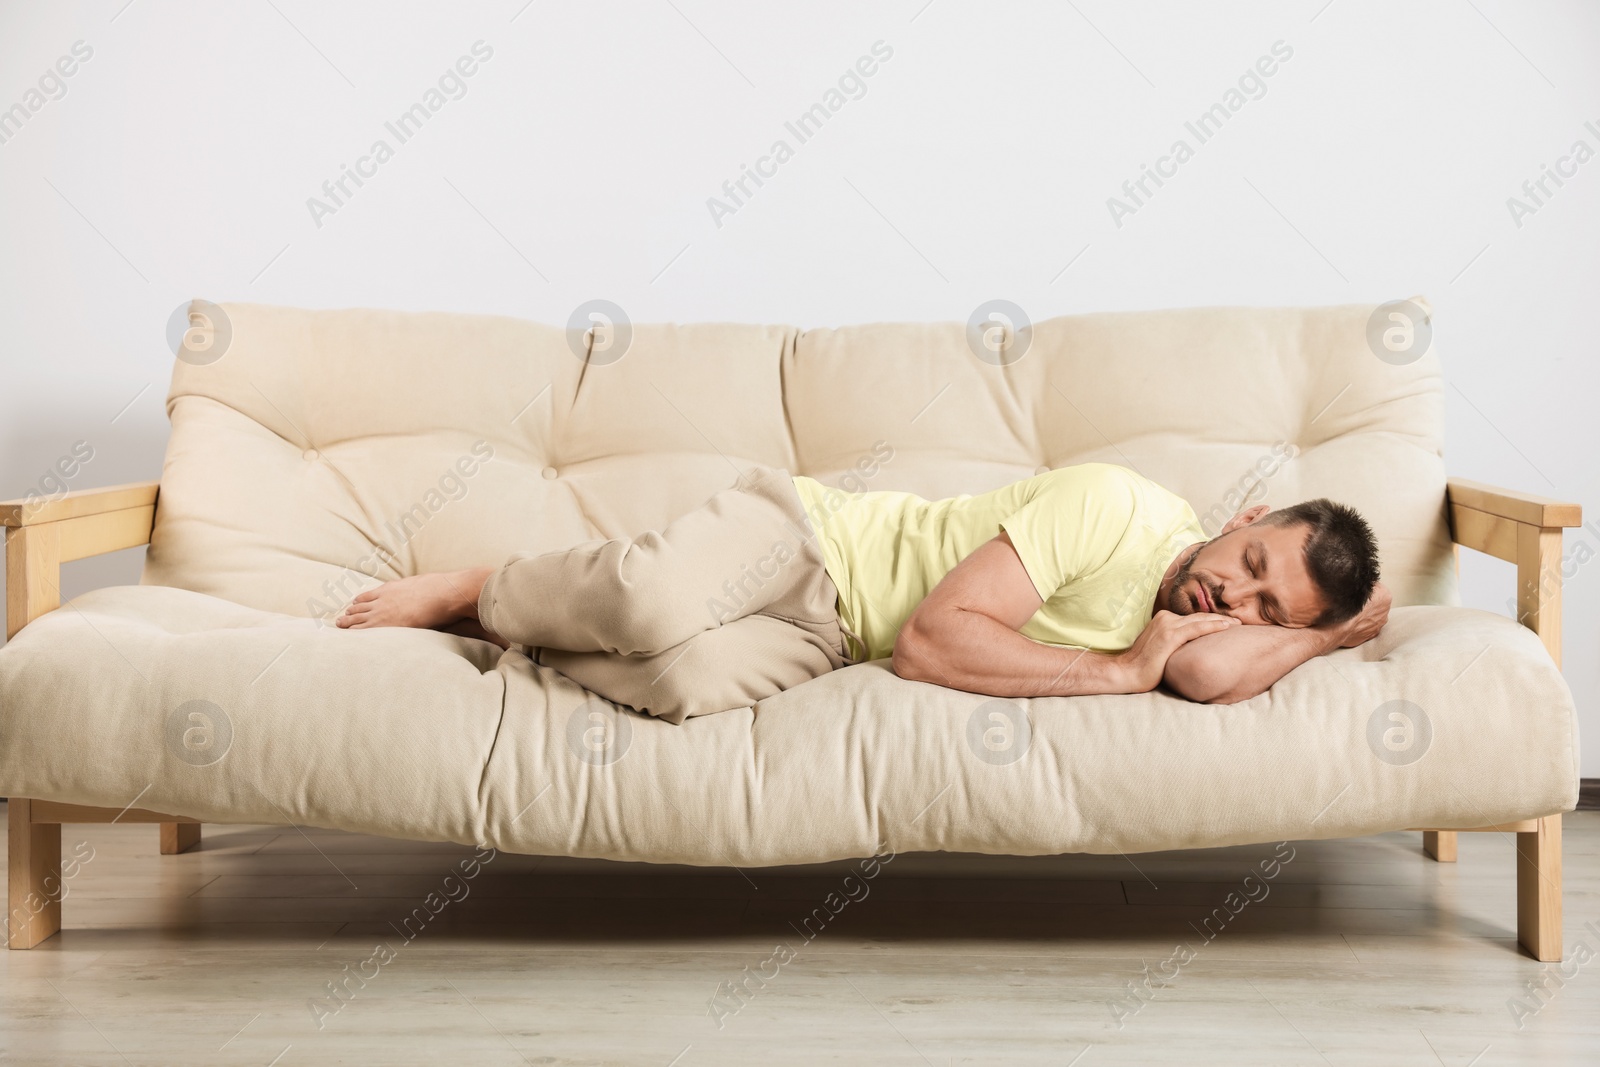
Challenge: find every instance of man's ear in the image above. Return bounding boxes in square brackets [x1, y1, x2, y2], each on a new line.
[1218, 504, 1270, 535]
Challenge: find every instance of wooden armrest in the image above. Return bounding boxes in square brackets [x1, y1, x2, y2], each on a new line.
[1, 480, 161, 528]
[1447, 479, 1581, 529]
[1447, 478, 1582, 669]
[5, 479, 160, 639]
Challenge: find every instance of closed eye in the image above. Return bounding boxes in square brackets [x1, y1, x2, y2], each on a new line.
[1247, 545, 1281, 624]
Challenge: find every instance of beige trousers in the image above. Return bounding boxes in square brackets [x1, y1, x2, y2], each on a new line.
[476, 465, 860, 724]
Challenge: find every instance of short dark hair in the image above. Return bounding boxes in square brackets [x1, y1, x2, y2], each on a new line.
[1258, 499, 1380, 626]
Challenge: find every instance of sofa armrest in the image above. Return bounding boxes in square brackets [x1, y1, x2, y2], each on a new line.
[1447, 478, 1582, 668]
[1, 479, 160, 528]
[3, 480, 159, 640]
[1447, 479, 1581, 529]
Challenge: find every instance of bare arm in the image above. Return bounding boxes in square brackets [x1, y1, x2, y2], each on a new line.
[1163, 582, 1392, 703]
[892, 532, 1239, 698]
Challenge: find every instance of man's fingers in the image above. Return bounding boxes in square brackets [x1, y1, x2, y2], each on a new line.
[1169, 614, 1239, 645]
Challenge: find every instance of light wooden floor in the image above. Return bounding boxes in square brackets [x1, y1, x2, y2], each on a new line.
[3, 805, 1597, 1066]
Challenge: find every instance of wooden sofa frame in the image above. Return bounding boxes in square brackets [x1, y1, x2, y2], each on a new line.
[2, 478, 1583, 958]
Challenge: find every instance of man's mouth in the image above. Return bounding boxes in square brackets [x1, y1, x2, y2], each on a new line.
[1195, 580, 1213, 613]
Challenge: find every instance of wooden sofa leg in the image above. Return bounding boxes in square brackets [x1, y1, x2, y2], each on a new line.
[1517, 814, 1562, 962]
[6, 800, 63, 949]
[160, 822, 201, 855]
[1423, 830, 1457, 862]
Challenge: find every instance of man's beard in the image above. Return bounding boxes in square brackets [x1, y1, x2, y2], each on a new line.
[1169, 542, 1208, 615]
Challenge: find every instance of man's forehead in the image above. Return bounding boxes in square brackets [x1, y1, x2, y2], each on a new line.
[1251, 526, 1323, 621]
[1253, 522, 1311, 554]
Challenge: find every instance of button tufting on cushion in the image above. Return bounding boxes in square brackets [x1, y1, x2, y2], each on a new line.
[542, 466, 558, 480]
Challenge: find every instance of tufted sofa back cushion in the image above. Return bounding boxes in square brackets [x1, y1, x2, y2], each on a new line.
[142, 299, 1456, 621]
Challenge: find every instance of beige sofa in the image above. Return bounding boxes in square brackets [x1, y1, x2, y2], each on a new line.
[1, 297, 1581, 960]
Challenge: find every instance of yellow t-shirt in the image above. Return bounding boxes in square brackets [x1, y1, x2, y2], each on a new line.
[791, 463, 1205, 662]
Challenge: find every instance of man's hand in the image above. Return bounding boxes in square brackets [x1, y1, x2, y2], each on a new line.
[1324, 581, 1391, 648]
[1116, 609, 1241, 692]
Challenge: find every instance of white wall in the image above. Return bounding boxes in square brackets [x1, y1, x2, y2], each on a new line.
[2, 1, 1595, 772]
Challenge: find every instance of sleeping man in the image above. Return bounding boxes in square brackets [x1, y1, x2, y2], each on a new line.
[335, 461, 1390, 724]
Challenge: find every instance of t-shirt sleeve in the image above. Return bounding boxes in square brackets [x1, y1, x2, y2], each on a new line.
[998, 466, 1141, 601]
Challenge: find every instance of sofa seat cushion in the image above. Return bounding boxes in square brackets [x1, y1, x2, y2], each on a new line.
[0, 585, 1577, 864]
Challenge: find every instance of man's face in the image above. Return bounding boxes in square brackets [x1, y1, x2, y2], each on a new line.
[1168, 520, 1326, 627]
